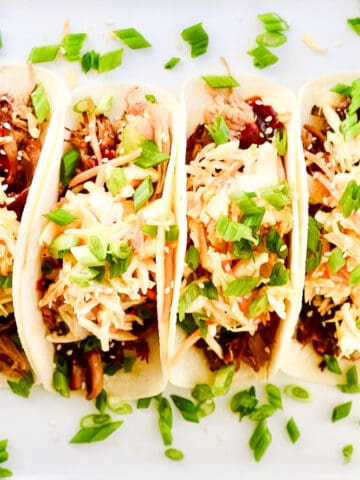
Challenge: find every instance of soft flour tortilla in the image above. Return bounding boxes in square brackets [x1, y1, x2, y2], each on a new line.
[16, 82, 182, 399]
[0, 64, 67, 387]
[168, 73, 302, 390]
[281, 73, 360, 384]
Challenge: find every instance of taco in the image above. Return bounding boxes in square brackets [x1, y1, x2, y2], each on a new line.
[16, 83, 181, 400]
[168, 74, 301, 389]
[0, 64, 66, 389]
[281, 74, 360, 383]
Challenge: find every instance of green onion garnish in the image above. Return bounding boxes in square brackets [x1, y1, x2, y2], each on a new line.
[43, 208, 77, 226]
[95, 390, 107, 414]
[137, 397, 153, 409]
[328, 249, 346, 274]
[157, 396, 173, 446]
[165, 225, 179, 242]
[144, 94, 157, 103]
[268, 262, 289, 286]
[7, 371, 34, 398]
[49, 233, 79, 259]
[224, 276, 261, 297]
[332, 401, 352, 422]
[0, 439, 12, 478]
[71, 245, 106, 268]
[81, 50, 100, 73]
[164, 57, 180, 69]
[181, 22, 209, 58]
[266, 384, 283, 409]
[109, 257, 131, 278]
[215, 214, 257, 243]
[256, 31, 287, 47]
[212, 364, 235, 396]
[70, 419, 123, 443]
[95, 95, 114, 114]
[185, 245, 199, 271]
[31, 83, 50, 123]
[53, 352, 70, 398]
[134, 176, 153, 211]
[347, 18, 360, 36]
[60, 148, 80, 188]
[201, 75, 239, 88]
[331, 79, 360, 140]
[350, 264, 360, 286]
[109, 241, 132, 260]
[337, 366, 360, 393]
[231, 386, 258, 421]
[339, 179, 360, 218]
[306, 216, 322, 273]
[113, 28, 151, 49]
[206, 115, 230, 145]
[170, 395, 199, 423]
[28, 44, 60, 63]
[342, 444, 354, 463]
[62, 33, 87, 61]
[134, 140, 169, 169]
[141, 224, 158, 237]
[266, 226, 288, 259]
[284, 384, 312, 402]
[247, 295, 269, 319]
[274, 127, 287, 155]
[70, 267, 100, 288]
[106, 168, 127, 196]
[106, 396, 133, 414]
[230, 191, 264, 216]
[164, 448, 184, 461]
[191, 384, 214, 402]
[249, 404, 276, 421]
[0, 468, 13, 478]
[0, 32, 2, 49]
[0, 275, 12, 288]
[260, 180, 291, 210]
[97, 49, 124, 74]
[286, 417, 300, 444]
[89, 235, 108, 261]
[247, 45, 279, 69]
[249, 420, 272, 462]
[80, 414, 111, 429]
[257, 12, 289, 32]
[323, 354, 342, 375]
[196, 399, 215, 418]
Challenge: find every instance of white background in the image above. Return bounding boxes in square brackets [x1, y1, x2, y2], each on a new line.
[1, 0, 360, 478]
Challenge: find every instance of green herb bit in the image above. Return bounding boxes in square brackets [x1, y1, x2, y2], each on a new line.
[28, 44, 60, 63]
[7, 371, 34, 398]
[70, 419, 123, 443]
[62, 33, 87, 61]
[257, 12, 289, 32]
[134, 139, 169, 169]
[260, 180, 291, 210]
[347, 18, 360, 36]
[215, 214, 257, 244]
[249, 420, 272, 462]
[337, 366, 360, 393]
[328, 249, 346, 274]
[247, 45, 278, 69]
[178, 281, 217, 321]
[266, 226, 288, 259]
[165, 225, 179, 243]
[185, 245, 199, 271]
[95, 390, 107, 413]
[269, 262, 289, 286]
[342, 444, 353, 463]
[332, 401, 352, 422]
[266, 383, 283, 409]
[247, 294, 269, 319]
[53, 352, 70, 398]
[283, 384, 312, 402]
[60, 148, 80, 188]
[145, 94, 157, 103]
[110, 256, 131, 278]
[350, 264, 360, 287]
[157, 397, 173, 446]
[306, 216, 322, 273]
[196, 398, 215, 418]
[224, 276, 261, 297]
[201, 75, 239, 89]
[191, 384, 214, 402]
[181, 22, 209, 58]
[109, 241, 132, 260]
[0, 451, 8, 464]
[339, 179, 360, 218]
[0, 467, 13, 478]
[0, 31, 2, 49]
[323, 354, 342, 375]
[106, 167, 127, 196]
[43, 208, 77, 226]
[30, 83, 51, 124]
[107, 396, 133, 414]
[256, 31, 287, 48]
[0, 275, 12, 288]
[97, 49, 124, 74]
[213, 364, 235, 396]
[286, 417, 300, 444]
[0, 440, 7, 453]
[164, 57, 180, 69]
[249, 404, 276, 421]
[164, 448, 184, 461]
[171, 395, 199, 423]
[141, 224, 158, 237]
[81, 50, 100, 73]
[113, 28, 151, 49]
[231, 386, 258, 421]
[206, 115, 230, 145]
[274, 127, 287, 155]
[133, 176, 153, 211]
[137, 397, 153, 409]
[80, 413, 111, 428]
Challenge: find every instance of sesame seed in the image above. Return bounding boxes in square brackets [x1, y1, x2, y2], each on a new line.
[255, 99, 263, 105]
[0, 149, 5, 155]
[264, 115, 272, 122]
[84, 135, 91, 142]
[259, 132, 265, 138]
[307, 310, 314, 318]
[265, 127, 273, 135]
[3, 122, 11, 130]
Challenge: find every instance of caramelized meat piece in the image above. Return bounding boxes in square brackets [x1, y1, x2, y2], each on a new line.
[69, 358, 85, 391]
[85, 349, 104, 400]
[96, 115, 116, 153]
[186, 124, 213, 164]
[0, 332, 29, 378]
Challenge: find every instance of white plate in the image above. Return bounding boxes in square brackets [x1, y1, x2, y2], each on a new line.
[2, 0, 360, 478]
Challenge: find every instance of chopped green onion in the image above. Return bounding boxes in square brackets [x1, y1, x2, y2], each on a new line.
[332, 401, 352, 422]
[62, 33, 87, 61]
[133, 176, 153, 211]
[7, 371, 34, 398]
[157, 397, 173, 446]
[286, 417, 300, 444]
[178, 281, 217, 321]
[340, 112, 360, 140]
[95, 390, 107, 413]
[0, 440, 7, 453]
[71, 245, 106, 267]
[350, 264, 360, 286]
[191, 384, 214, 402]
[0, 275, 12, 288]
[97, 49, 124, 74]
[164, 57, 180, 69]
[113, 28, 151, 49]
[28, 44, 60, 63]
[170, 395, 199, 423]
[165, 225, 179, 242]
[60, 148, 80, 188]
[53, 370, 70, 398]
[89, 235, 108, 261]
[181, 22, 209, 58]
[256, 31, 287, 47]
[73, 97, 95, 114]
[257, 12, 289, 32]
[201, 75, 239, 88]
[70, 267, 101, 287]
[230, 191, 265, 217]
[81, 50, 100, 73]
[249, 404, 276, 421]
[109, 241, 132, 260]
[196, 398, 215, 418]
[107, 396, 133, 414]
[121, 124, 146, 154]
[347, 18, 360, 36]
[266, 384, 283, 409]
[323, 354, 342, 375]
[145, 94, 157, 103]
[274, 127, 287, 155]
[213, 364, 235, 396]
[266, 226, 288, 259]
[231, 386, 258, 421]
[215, 214, 257, 244]
[284, 384, 312, 402]
[224, 276, 261, 297]
[185, 245, 199, 270]
[137, 397, 152, 409]
[31, 83, 50, 123]
[43, 208, 77, 226]
[0, 468, 13, 478]
[330, 83, 352, 97]
[109, 257, 131, 278]
[247, 45, 279, 69]
[339, 180, 360, 218]
[0, 32, 2, 49]
[249, 420, 272, 462]
[337, 366, 360, 393]
[106, 167, 127, 196]
[260, 180, 291, 210]
[80, 414, 111, 428]
[141, 224, 158, 237]
[247, 294, 269, 319]
[342, 444, 353, 463]
[70, 420, 123, 443]
[134, 139, 169, 169]
[49, 233, 79, 259]
[206, 115, 230, 145]
[306, 216, 322, 273]
[164, 448, 184, 461]
[328, 249, 346, 274]
[268, 262, 289, 286]
[0, 451, 8, 464]
[95, 95, 114, 114]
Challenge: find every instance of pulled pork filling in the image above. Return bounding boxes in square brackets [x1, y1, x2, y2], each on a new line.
[38, 88, 174, 399]
[0, 91, 44, 379]
[297, 82, 360, 366]
[175, 89, 293, 373]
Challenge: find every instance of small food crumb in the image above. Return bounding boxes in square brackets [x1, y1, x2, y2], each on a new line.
[301, 33, 327, 53]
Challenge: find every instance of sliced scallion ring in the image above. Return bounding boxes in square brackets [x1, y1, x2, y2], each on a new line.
[283, 384, 312, 402]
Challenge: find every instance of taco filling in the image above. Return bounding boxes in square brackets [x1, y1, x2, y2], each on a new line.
[297, 78, 360, 367]
[38, 89, 175, 399]
[0, 86, 49, 380]
[175, 87, 294, 374]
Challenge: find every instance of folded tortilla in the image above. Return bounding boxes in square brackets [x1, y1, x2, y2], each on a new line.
[168, 74, 301, 389]
[281, 73, 360, 384]
[0, 64, 66, 388]
[16, 83, 182, 400]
